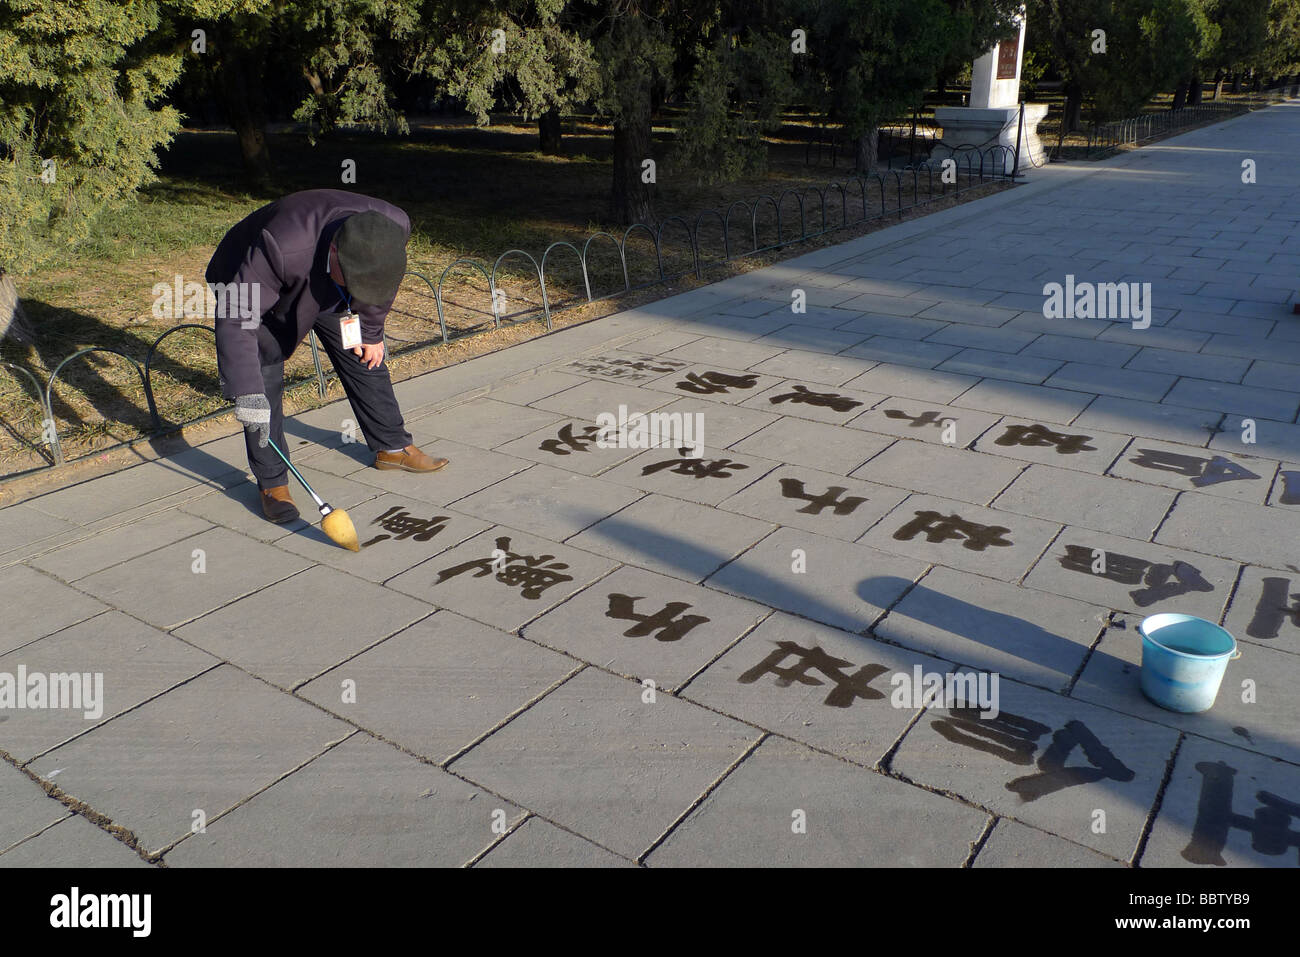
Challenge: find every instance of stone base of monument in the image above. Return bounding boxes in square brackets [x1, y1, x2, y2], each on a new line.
[931, 104, 1049, 175]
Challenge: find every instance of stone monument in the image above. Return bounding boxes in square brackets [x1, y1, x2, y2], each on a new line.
[932, 9, 1048, 175]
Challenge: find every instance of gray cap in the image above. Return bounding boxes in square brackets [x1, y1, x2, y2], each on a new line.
[334, 210, 407, 306]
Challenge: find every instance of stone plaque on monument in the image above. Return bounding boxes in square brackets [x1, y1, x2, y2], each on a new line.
[996, 40, 1019, 80]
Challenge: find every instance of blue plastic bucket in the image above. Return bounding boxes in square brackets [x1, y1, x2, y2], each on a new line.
[1138, 613, 1239, 713]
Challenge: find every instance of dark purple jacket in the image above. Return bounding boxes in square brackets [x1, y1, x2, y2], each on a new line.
[205, 189, 410, 399]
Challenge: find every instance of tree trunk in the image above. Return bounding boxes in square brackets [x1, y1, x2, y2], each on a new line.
[538, 108, 563, 154]
[1213, 70, 1225, 100]
[216, 36, 274, 188]
[1064, 82, 1084, 133]
[1172, 82, 1188, 111]
[1188, 75, 1202, 105]
[854, 127, 880, 174]
[610, 108, 654, 226]
[1231, 73, 1243, 94]
[0, 270, 36, 347]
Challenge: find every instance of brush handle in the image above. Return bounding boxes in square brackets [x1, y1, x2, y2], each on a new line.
[265, 438, 326, 509]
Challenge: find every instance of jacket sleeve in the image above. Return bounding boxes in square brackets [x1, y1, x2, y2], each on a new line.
[210, 230, 284, 398]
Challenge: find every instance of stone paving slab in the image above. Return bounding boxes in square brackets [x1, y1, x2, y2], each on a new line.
[717, 464, 908, 542]
[752, 324, 871, 356]
[566, 493, 775, 583]
[841, 334, 963, 368]
[0, 761, 70, 853]
[889, 677, 1180, 860]
[0, 504, 80, 564]
[350, 439, 534, 507]
[163, 733, 525, 867]
[924, 323, 1038, 355]
[644, 735, 988, 867]
[833, 313, 949, 341]
[0, 611, 218, 762]
[386, 527, 618, 631]
[991, 464, 1176, 539]
[0, 814, 151, 868]
[450, 667, 760, 859]
[1271, 465, 1300, 511]
[1072, 395, 1222, 447]
[24, 461, 215, 527]
[1044, 362, 1178, 403]
[951, 378, 1097, 423]
[1156, 494, 1300, 569]
[521, 565, 769, 690]
[641, 363, 785, 405]
[415, 397, 564, 448]
[274, 494, 491, 583]
[703, 526, 925, 633]
[485, 370, 589, 406]
[75, 527, 313, 631]
[1023, 528, 1238, 621]
[841, 362, 978, 405]
[174, 565, 434, 690]
[1222, 564, 1300, 655]
[1141, 735, 1300, 868]
[1242, 358, 1300, 392]
[0, 564, 107, 655]
[1023, 334, 1140, 368]
[737, 380, 887, 426]
[873, 566, 1108, 693]
[26, 665, 352, 855]
[493, 418, 645, 476]
[1209, 415, 1300, 461]
[299, 610, 578, 763]
[529, 377, 679, 420]
[858, 493, 1058, 582]
[971, 818, 1122, 868]
[661, 335, 786, 369]
[474, 816, 634, 867]
[1125, 346, 1254, 382]
[179, 467, 382, 544]
[27, 509, 212, 582]
[682, 612, 955, 767]
[1107, 438, 1277, 503]
[937, 348, 1063, 385]
[452, 463, 646, 538]
[728, 417, 890, 475]
[972, 418, 1132, 475]
[1071, 616, 1300, 766]
[746, 348, 878, 387]
[850, 440, 1025, 507]
[595, 446, 777, 507]
[847, 398, 1001, 448]
[1164, 377, 1300, 422]
[642, 397, 782, 451]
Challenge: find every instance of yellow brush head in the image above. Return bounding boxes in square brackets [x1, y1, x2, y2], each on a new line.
[320, 507, 360, 552]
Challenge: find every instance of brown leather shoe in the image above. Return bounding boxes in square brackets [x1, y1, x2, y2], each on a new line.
[374, 444, 449, 473]
[260, 485, 300, 524]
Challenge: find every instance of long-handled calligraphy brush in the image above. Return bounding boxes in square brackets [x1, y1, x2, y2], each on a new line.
[265, 438, 360, 552]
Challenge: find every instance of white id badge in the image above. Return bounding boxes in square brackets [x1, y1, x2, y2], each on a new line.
[340, 313, 362, 350]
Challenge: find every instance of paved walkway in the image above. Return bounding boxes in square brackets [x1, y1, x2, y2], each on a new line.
[2, 103, 1299, 868]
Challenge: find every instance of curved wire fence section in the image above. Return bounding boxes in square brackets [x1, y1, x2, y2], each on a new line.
[1, 147, 1017, 481]
[1075, 83, 1298, 158]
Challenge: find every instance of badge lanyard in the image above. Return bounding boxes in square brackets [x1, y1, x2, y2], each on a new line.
[330, 248, 363, 351]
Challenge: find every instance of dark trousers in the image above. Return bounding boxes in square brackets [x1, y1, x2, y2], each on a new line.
[245, 311, 412, 489]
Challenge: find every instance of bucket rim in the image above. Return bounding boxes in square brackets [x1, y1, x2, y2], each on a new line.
[1139, 613, 1237, 660]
